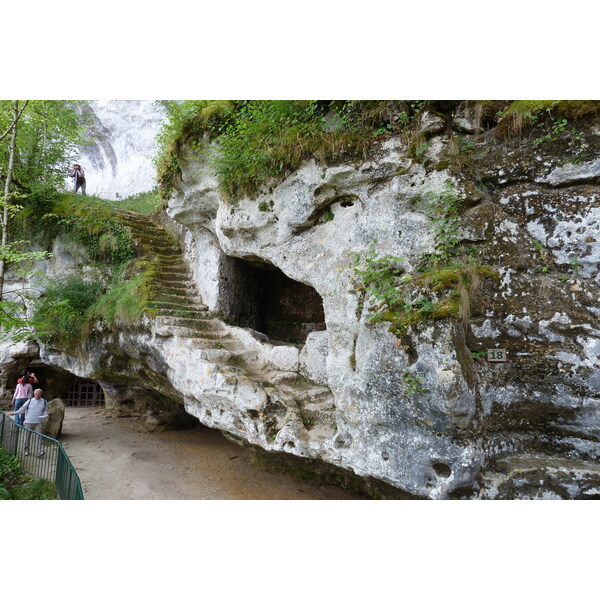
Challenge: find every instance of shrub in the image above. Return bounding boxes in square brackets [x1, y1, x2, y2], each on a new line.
[0, 448, 26, 488]
[0, 448, 57, 499]
[88, 265, 155, 328]
[32, 275, 105, 346]
[11, 478, 57, 500]
[31, 258, 158, 346]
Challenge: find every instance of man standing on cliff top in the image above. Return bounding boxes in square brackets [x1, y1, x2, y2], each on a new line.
[70, 163, 86, 195]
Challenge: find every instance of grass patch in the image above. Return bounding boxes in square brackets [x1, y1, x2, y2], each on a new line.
[496, 100, 600, 138]
[113, 188, 162, 214]
[13, 190, 135, 274]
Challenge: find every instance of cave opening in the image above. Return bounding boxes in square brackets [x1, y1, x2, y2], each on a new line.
[2, 362, 104, 408]
[220, 257, 326, 344]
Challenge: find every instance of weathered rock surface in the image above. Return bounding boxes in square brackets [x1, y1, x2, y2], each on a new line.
[44, 398, 65, 439]
[2, 113, 599, 499]
[161, 125, 600, 499]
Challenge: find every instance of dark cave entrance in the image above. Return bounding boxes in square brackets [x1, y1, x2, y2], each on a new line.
[221, 257, 326, 344]
[2, 362, 104, 407]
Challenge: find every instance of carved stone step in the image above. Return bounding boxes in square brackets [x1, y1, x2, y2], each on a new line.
[155, 316, 222, 331]
[151, 278, 195, 288]
[125, 227, 179, 242]
[198, 349, 233, 362]
[141, 247, 182, 258]
[154, 327, 232, 345]
[154, 308, 213, 319]
[152, 291, 203, 303]
[134, 242, 179, 252]
[131, 233, 178, 243]
[147, 300, 207, 311]
[155, 255, 186, 264]
[155, 263, 189, 272]
[148, 285, 197, 296]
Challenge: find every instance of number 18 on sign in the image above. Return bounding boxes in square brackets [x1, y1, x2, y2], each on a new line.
[487, 349, 507, 362]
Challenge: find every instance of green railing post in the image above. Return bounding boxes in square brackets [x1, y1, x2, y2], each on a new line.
[10, 422, 19, 454]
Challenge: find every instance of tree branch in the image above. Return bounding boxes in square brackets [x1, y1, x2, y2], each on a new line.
[0, 100, 29, 142]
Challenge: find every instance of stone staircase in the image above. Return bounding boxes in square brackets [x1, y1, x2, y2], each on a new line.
[114, 210, 336, 440]
[116, 210, 235, 357]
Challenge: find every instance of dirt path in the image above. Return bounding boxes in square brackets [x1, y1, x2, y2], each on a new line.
[59, 407, 365, 500]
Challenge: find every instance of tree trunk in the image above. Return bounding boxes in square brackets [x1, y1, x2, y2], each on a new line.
[0, 101, 22, 302]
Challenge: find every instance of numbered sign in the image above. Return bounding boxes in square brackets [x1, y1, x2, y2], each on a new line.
[487, 349, 507, 362]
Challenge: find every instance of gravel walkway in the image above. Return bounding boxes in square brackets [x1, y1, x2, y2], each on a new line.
[59, 407, 364, 500]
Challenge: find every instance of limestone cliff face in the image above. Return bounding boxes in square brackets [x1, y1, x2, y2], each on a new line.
[74, 100, 165, 200]
[164, 136, 476, 498]
[163, 110, 600, 499]
[4, 106, 599, 499]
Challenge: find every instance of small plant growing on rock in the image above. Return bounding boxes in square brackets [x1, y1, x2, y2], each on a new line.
[351, 243, 405, 310]
[532, 239, 547, 260]
[533, 117, 569, 146]
[228, 355, 246, 366]
[301, 414, 315, 429]
[351, 249, 498, 336]
[569, 257, 582, 276]
[420, 182, 464, 264]
[403, 372, 425, 395]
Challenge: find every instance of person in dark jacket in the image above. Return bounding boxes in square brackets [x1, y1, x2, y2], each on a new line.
[70, 163, 86, 195]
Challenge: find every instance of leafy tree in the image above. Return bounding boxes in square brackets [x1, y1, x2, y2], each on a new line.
[0, 100, 27, 301]
[0, 100, 85, 337]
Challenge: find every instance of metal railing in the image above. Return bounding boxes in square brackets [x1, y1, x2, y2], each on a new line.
[0, 411, 83, 500]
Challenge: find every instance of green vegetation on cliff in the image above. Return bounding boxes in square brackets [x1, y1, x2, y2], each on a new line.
[32, 264, 154, 348]
[12, 193, 154, 348]
[156, 100, 600, 203]
[497, 100, 600, 137]
[156, 100, 428, 201]
[351, 182, 499, 337]
[16, 190, 135, 272]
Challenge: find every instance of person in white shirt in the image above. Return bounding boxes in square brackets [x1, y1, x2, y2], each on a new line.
[8, 389, 49, 457]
